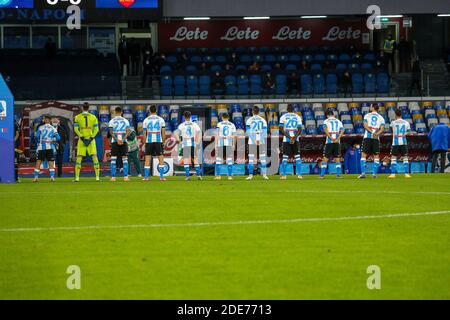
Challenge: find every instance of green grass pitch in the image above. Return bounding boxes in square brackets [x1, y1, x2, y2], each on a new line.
[1, 174, 449, 300]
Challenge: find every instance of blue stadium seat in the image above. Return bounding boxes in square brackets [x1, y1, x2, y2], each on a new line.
[215, 55, 227, 63]
[261, 64, 272, 71]
[349, 63, 360, 71]
[336, 63, 347, 73]
[174, 75, 186, 96]
[237, 75, 249, 95]
[326, 73, 337, 94]
[352, 73, 363, 94]
[377, 72, 390, 93]
[253, 55, 264, 63]
[199, 75, 211, 95]
[364, 73, 376, 93]
[210, 65, 222, 72]
[285, 64, 297, 71]
[166, 55, 178, 64]
[203, 55, 214, 63]
[186, 75, 199, 95]
[310, 63, 322, 71]
[339, 53, 351, 61]
[363, 53, 376, 61]
[361, 63, 372, 70]
[289, 54, 301, 62]
[191, 55, 202, 64]
[314, 54, 326, 62]
[313, 73, 325, 94]
[240, 54, 252, 63]
[250, 74, 262, 95]
[186, 48, 197, 54]
[275, 74, 287, 94]
[264, 54, 276, 63]
[160, 75, 172, 96]
[327, 54, 338, 61]
[277, 54, 288, 63]
[235, 64, 247, 71]
[225, 75, 237, 95]
[303, 54, 313, 62]
[160, 65, 172, 74]
[185, 65, 197, 72]
[300, 74, 313, 95]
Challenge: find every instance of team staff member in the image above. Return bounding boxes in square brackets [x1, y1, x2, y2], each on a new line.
[428, 122, 450, 173]
[127, 128, 143, 177]
[14, 118, 21, 182]
[52, 117, 69, 178]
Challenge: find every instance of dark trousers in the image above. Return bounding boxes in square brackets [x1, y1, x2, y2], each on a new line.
[56, 145, 64, 177]
[128, 149, 142, 175]
[14, 151, 19, 181]
[400, 55, 410, 72]
[409, 77, 421, 96]
[141, 69, 153, 88]
[386, 53, 395, 73]
[431, 150, 447, 173]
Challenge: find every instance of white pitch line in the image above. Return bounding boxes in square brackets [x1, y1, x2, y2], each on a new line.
[1, 190, 450, 195]
[1, 210, 449, 233]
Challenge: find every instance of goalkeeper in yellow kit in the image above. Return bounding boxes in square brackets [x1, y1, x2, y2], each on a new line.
[73, 102, 100, 181]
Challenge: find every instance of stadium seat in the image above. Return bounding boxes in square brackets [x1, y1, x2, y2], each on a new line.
[326, 73, 337, 94]
[160, 75, 172, 96]
[300, 74, 313, 95]
[313, 74, 325, 94]
[352, 73, 363, 94]
[377, 72, 390, 93]
[275, 74, 287, 94]
[225, 75, 237, 95]
[186, 75, 199, 95]
[249, 74, 262, 95]
[185, 65, 197, 72]
[174, 75, 186, 96]
[160, 65, 172, 74]
[237, 75, 249, 95]
[289, 54, 301, 62]
[364, 73, 376, 94]
[199, 75, 211, 95]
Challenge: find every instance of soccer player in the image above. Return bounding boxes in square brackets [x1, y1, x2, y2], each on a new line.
[279, 104, 303, 180]
[359, 103, 385, 179]
[215, 112, 237, 180]
[176, 111, 202, 181]
[73, 102, 100, 182]
[109, 107, 131, 182]
[142, 105, 167, 181]
[33, 115, 60, 182]
[388, 108, 412, 178]
[321, 110, 344, 179]
[246, 105, 268, 180]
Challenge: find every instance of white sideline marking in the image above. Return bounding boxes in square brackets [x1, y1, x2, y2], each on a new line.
[1, 190, 450, 196]
[1, 210, 449, 233]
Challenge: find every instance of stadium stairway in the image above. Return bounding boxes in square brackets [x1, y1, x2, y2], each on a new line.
[123, 75, 159, 99]
[421, 59, 450, 96]
[390, 72, 415, 96]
